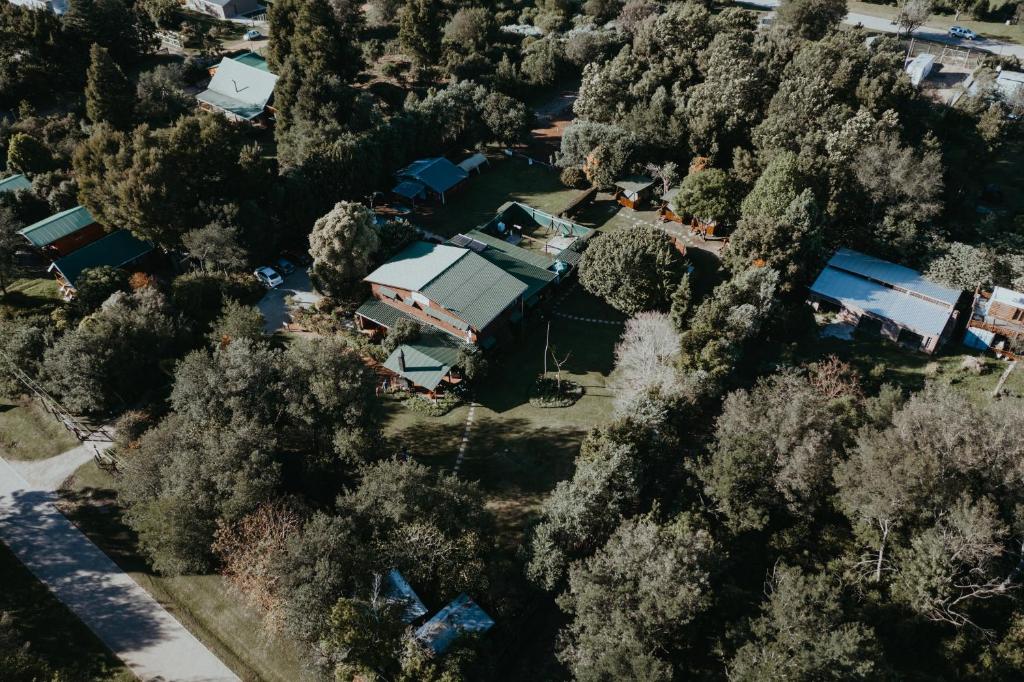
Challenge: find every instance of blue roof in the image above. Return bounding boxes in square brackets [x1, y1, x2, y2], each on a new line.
[415, 593, 494, 655]
[827, 248, 961, 306]
[392, 180, 426, 200]
[0, 174, 31, 193]
[48, 230, 153, 289]
[810, 249, 961, 338]
[384, 569, 428, 623]
[397, 158, 468, 194]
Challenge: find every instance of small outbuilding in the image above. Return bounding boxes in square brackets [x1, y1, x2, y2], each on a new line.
[415, 593, 495, 656]
[197, 54, 278, 124]
[18, 205, 106, 258]
[48, 230, 154, 298]
[613, 176, 655, 210]
[392, 158, 469, 205]
[0, 173, 31, 194]
[808, 248, 965, 354]
[457, 153, 489, 175]
[383, 569, 429, 623]
[963, 286, 1024, 358]
[905, 54, 935, 88]
[185, 0, 260, 20]
[659, 186, 682, 223]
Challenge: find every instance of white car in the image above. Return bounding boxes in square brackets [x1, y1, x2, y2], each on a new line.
[254, 266, 284, 289]
[948, 26, 977, 40]
[244, 29, 262, 41]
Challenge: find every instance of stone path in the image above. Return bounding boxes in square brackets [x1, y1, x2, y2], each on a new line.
[453, 403, 476, 475]
[0, 451, 239, 682]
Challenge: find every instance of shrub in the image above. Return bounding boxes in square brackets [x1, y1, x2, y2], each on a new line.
[560, 165, 588, 189]
[529, 376, 584, 407]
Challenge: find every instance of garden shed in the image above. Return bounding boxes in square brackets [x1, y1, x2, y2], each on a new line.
[18, 205, 106, 257]
[415, 593, 495, 655]
[613, 176, 655, 210]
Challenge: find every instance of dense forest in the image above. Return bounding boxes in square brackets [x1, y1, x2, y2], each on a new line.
[1, 0, 1024, 679]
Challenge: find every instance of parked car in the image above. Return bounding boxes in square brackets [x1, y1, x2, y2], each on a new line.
[244, 29, 262, 40]
[275, 257, 296, 276]
[281, 249, 312, 267]
[254, 266, 284, 289]
[948, 26, 977, 40]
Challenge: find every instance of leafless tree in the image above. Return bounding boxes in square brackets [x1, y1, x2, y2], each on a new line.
[609, 312, 685, 415]
[645, 161, 680, 196]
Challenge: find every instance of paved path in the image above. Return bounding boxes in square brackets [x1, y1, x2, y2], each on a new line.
[257, 268, 323, 333]
[6, 442, 106, 493]
[0, 455, 239, 682]
[744, 0, 1024, 60]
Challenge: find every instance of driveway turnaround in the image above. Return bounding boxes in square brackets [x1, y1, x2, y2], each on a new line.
[257, 268, 323, 333]
[0, 455, 239, 682]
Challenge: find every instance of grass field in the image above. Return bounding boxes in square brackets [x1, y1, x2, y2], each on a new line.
[416, 156, 581, 238]
[848, 1, 1024, 43]
[791, 328, 1022, 405]
[60, 465, 309, 682]
[1, 276, 63, 317]
[0, 398, 80, 461]
[0, 541, 131, 680]
[384, 286, 624, 546]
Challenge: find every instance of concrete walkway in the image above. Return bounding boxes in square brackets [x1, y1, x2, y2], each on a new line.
[6, 442, 106, 493]
[0, 455, 239, 682]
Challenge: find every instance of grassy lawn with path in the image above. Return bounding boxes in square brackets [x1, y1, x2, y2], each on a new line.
[59, 464, 309, 682]
[0, 540, 131, 680]
[0, 398, 81, 461]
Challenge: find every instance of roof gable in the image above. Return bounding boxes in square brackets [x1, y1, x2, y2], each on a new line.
[197, 57, 278, 119]
[382, 328, 466, 390]
[827, 248, 962, 306]
[49, 230, 153, 288]
[397, 158, 468, 194]
[421, 251, 527, 330]
[364, 241, 468, 292]
[0, 174, 31, 194]
[18, 205, 96, 247]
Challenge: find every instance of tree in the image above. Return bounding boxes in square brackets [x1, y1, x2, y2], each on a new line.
[558, 513, 719, 681]
[42, 288, 177, 414]
[135, 63, 191, 126]
[521, 38, 564, 87]
[442, 7, 494, 55]
[579, 226, 687, 315]
[0, 318, 49, 398]
[72, 265, 130, 314]
[399, 0, 442, 65]
[479, 92, 532, 146]
[182, 223, 249, 273]
[321, 588, 408, 679]
[84, 43, 134, 128]
[64, 0, 156, 63]
[608, 312, 688, 417]
[0, 205, 22, 295]
[729, 566, 883, 680]
[207, 299, 264, 348]
[924, 241, 1003, 290]
[5, 133, 54, 175]
[673, 168, 737, 227]
[895, 0, 932, 38]
[776, 0, 847, 40]
[527, 421, 652, 590]
[382, 318, 420, 355]
[704, 370, 849, 533]
[308, 201, 381, 299]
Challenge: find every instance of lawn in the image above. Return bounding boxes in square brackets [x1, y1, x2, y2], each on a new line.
[847, 2, 1024, 43]
[59, 465, 309, 682]
[415, 156, 580, 238]
[1, 276, 63, 317]
[789, 327, 1021, 405]
[0, 398, 80, 461]
[383, 285, 624, 547]
[0, 541, 131, 680]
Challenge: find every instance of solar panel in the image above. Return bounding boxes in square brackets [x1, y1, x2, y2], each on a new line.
[450, 234, 488, 253]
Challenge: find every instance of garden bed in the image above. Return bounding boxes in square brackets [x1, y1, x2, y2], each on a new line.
[401, 392, 463, 417]
[528, 376, 584, 408]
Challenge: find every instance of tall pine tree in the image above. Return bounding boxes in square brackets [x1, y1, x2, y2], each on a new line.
[85, 43, 135, 129]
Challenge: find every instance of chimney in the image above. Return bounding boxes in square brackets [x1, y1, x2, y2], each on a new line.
[398, 349, 406, 372]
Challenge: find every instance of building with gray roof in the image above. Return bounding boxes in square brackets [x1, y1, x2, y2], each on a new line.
[392, 158, 468, 205]
[808, 248, 965, 354]
[415, 593, 494, 656]
[197, 54, 278, 123]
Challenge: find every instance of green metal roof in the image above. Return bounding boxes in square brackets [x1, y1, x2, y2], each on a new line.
[18, 205, 96, 247]
[397, 158, 468, 194]
[231, 52, 270, 72]
[614, 176, 655, 194]
[383, 328, 466, 391]
[453, 232, 556, 302]
[355, 298, 418, 329]
[421, 251, 527, 331]
[0, 174, 31, 193]
[364, 241, 467, 292]
[461, 229, 554, 270]
[49, 230, 153, 288]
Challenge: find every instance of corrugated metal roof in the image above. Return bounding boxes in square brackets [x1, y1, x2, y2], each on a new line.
[452, 232, 556, 301]
[197, 57, 277, 119]
[421, 251, 526, 331]
[662, 186, 680, 203]
[382, 329, 465, 391]
[18, 205, 96, 247]
[49, 230, 153, 288]
[397, 158, 468, 194]
[415, 593, 494, 655]
[990, 286, 1024, 309]
[392, 180, 425, 199]
[384, 569, 428, 623]
[458, 153, 488, 173]
[614, 175, 654, 194]
[355, 298, 417, 329]
[461, 229, 555, 270]
[810, 266, 955, 338]
[827, 248, 962, 306]
[0, 174, 31, 194]
[364, 241, 467, 292]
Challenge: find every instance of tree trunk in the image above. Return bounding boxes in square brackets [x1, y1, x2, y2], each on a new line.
[874, 520, 890, 583]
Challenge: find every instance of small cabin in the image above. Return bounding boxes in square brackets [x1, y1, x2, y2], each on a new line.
[613, 176, 655, 210]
